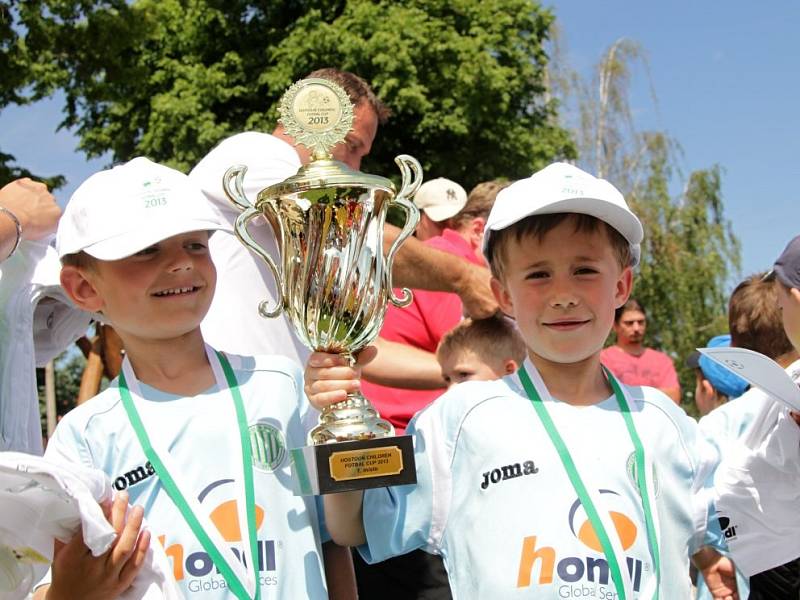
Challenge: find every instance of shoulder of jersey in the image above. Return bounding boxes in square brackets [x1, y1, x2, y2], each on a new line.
[56, 382, 126, 427]
[224, 352, 303, 380]
[420, 377, 523, 426]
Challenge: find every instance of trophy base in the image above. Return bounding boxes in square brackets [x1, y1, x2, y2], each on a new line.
[290, 435, 416, 495]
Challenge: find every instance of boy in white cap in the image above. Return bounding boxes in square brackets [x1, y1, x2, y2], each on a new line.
[412, 177, 468, 241]
[308, 162, 736, 599]
[36, 157, 335, 599]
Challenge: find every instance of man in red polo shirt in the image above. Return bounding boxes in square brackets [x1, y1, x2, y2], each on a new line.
[601, 298, 682, 403]
[358, 179, 507, 600]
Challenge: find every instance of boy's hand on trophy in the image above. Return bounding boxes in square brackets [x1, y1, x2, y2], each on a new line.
[304, 346, 378, 410]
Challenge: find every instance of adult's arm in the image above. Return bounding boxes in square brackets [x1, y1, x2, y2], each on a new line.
[659, 355, 682, 405]
[0, 178, 61, 261]
[361, 337, 446, 390]
[384, 224, 498, 318]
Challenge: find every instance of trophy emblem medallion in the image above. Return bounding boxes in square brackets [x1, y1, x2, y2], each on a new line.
[223, 77, 421, 494]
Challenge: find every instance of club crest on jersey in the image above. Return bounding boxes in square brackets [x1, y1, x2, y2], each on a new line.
[480, 459, 539, 490]
[249, 422, 287, 472]
[625, 452, 660, 498]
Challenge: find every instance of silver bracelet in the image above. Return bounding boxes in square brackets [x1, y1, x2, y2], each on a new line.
[0, 206, 23, 259]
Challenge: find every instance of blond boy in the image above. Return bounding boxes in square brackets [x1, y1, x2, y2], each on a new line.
[308, 163, 734, 599]
[436, 315, 526, 387]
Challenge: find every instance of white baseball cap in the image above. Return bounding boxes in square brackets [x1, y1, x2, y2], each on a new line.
[482, 162, 643, 265]
[57, 157, 231, 260]
[413, 177, 468, 222]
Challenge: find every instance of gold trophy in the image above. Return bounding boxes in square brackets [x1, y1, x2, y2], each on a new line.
[223, 78, 421, 494]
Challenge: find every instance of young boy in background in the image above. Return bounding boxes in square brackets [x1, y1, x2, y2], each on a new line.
[436, 315, 526, 388]
[308, 163, 735, 599]
[688, 334, 749, 418]
[35, 158, 340, 599]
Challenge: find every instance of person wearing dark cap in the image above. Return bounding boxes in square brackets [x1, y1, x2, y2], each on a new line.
[772, 234, 800, 352]
[710, 259, 800, 600]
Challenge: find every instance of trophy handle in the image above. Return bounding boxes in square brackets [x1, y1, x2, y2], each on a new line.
[223, 165, 253, 210]
[234, 207, 285, 318]
[385, 154, 422, 308]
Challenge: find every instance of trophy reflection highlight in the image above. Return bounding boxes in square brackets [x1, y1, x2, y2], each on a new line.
[223, 77, 420, 493]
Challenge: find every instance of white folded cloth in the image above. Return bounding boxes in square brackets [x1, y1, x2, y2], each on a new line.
[0, 451, 183, 599]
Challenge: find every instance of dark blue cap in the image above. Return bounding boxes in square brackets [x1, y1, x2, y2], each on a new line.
[772, 234, 800, 289]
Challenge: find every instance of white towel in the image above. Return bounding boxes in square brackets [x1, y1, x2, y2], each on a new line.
[0, 451, 183, 599]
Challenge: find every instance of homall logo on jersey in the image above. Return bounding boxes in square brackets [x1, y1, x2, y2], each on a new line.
[517, 490, 648, 598]
[158, 479, 279, 594]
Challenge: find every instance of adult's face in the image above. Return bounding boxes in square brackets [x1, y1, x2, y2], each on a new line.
[614, 309, 646, 345]
[331, 101, 379, 170]
[415, 212, 447, 242]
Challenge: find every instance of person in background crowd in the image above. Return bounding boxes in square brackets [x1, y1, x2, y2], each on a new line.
[412, 177, 468, 241]
[436, 315, 526, 388]
[695, 273, 800, 600]
[189, 68, 497, 366]
[601, 298, 681, 403]
[687, 334, 749, 418]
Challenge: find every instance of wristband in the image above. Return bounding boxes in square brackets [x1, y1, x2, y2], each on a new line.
[0, 206, 23, 259]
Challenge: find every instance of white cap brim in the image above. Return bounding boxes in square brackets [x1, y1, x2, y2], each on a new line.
[81, 218, 229, 260]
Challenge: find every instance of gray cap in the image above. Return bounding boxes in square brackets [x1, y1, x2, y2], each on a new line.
[771, 235, 800, 289]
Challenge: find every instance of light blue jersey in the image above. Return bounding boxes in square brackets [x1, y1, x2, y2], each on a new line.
[360, 360, 719, 599]
[45, 352, 329, 599]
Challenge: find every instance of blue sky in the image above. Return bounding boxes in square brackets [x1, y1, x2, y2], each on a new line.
[1, 1, 798, 280]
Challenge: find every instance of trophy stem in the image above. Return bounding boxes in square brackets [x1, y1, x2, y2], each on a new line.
[309, 390, 395, 445]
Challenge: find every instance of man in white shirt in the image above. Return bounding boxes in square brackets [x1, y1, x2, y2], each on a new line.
[190, 68, 498, 364]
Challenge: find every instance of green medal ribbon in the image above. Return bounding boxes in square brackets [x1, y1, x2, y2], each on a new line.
[518, 365, 660, 600]
[119, 350, 261, 600]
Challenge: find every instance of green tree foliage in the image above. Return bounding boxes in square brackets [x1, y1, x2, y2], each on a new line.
[15, 0, 574, 188]
[0, 2, 65, 186]
[551, 39, 741, 411]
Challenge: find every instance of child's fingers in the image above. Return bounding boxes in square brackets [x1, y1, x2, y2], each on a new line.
[308, 389, 352, 409]
[305, 375, 360, 402]
[306, 364, 360, 381]
[109, 505, 144, 571]
[306, 351, 350, 368]
[110, 491, 129, 534]
[118, 528, 151, 588]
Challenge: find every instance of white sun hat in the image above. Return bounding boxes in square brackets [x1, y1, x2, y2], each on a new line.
[57, 157, 231, 260]
[482, 162, 643, 265]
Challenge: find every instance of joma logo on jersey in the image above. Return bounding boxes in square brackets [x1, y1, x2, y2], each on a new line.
[480, 459, 539, 490]
[517, 491, 644, 592]
[160, 479, 277, 582]
[113, 461, 156, 491]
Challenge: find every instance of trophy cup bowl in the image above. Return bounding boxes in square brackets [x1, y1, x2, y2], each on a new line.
[222, 77, 421, 493]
